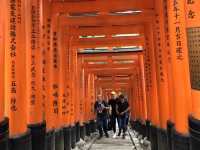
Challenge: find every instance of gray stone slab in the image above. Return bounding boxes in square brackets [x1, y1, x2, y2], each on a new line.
[90, 131, 137, 150]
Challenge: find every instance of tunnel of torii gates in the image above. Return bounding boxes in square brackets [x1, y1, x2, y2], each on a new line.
[1, 0, 200, 150]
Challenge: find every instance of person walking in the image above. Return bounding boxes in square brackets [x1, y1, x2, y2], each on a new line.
[94, 95, 110, 139]
[125, 97, 130, 126]
[116, 94, 130, 139]
[108, 91, 118, 138]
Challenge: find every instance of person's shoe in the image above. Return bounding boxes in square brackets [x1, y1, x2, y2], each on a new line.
[105, 133, 109, 138]
[98, 135, 103, 140]
[122, 134, 126, 139]
[117, 132, 121, 136]
[112, 133, 117, 138]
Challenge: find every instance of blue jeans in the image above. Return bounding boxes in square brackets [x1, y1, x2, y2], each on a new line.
[97, 115, 108, 136]
[118, 114, 128, 134]
[110, 115, 117, 133]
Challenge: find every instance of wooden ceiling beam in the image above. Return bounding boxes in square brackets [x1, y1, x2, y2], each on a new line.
[60, 12, 154, 26]
[86, 68, 135, 75]
[78, 52, 142, 58]
[84, 59, 136, 63]
[83, 63, 136, 69]
[52, 0, 154, 14]
[73, 36, 144, 48]
[97, 82, 130, 86]
[68, 25, 144, 36]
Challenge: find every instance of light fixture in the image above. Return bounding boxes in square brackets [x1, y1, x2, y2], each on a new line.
[110, 10, 142, 15]
[112, 33, 140, 37]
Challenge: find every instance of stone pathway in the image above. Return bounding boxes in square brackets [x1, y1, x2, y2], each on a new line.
[90, 133, 134, 150]
[75, 127, 151, 150]
[89, 129, 150, 150]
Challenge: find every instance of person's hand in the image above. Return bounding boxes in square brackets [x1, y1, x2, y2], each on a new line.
[106, 107, 110, 110]
[120, 112, 124, 115]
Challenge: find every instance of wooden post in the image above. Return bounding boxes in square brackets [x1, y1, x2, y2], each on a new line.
[25, 0, 46, 150]
[59, 26, 69, 127]
[154, 0, 170, 130]
[0, 0, 5, 123]
[139, 54, 148, 122]
[26, 0, 43, 126]
[167, 0, 191, 134]
[186, 1, 200, 149]
[185, 0, 200, 119]
[49, 14, 60, 129]
[5, 0, 28, 137]
[144, 23, 160, 127]
[42, 0, 53, 132]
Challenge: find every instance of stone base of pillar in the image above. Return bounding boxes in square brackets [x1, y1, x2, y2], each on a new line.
[85, 122, 91, 137]
[141, 122, 147, 137]
[28, 122, 46, 150]
[150, 125, 158, 150]
[157, 127, 168, 150]
[167, 121, 174, 150]
[75, 122, 80, 142]
[90, 120, 96, 133]
[9, 131, 32, 150]
[80, 123, 86, 140]
[55, 128, 64, 150]
[172, 129, 189, 150]
[130, 120, 137, 130]
[189, 116, 200, 150]
[146, 120, 151, 139]
[134, 119, 140, 133]
[45, 130, 55, 150]
[71, 125, 76, 149]
[63, 126, 71, 150]
[0, 118, 9, 150]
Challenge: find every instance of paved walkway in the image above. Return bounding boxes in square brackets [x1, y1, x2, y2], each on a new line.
[90, 130, 138, 150]
[74, 127, 151, 150]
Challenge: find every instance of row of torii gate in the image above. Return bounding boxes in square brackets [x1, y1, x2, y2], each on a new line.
[0, 0, 200, 150]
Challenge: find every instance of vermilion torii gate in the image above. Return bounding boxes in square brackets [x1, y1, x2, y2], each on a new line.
[1, 1, 200, 150]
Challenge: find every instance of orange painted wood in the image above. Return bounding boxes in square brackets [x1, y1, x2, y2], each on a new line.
[52, 0, 154, 14]
[167, 0, 191, 134]
[132, 81, 137, 120]
[139, 55, 147, 121]
[69, 41, 75, 125]
[87, 73, 92, 121]
[85, 74, 90, 122]
[132, 80, 138, 120]
[144, 23, 160, 126]
[69, 25, 144, 36]
[153, 0, 170, 129]
[59, 25, 69, 126]
[26, 0, 43, 125]
[191, 90, 200, 119]
[162, 0, 175, 123]
[73, 46, 80, 123]
[144, 26, 153, 122]
[42, 0, 54, 131]
[90, 74, 96, 120]
[60, 13, 154, 26]
[49, 14, 61, 129]
[85, 68, 134, 76]
[83, 64, 136, 70]
[5, 0, 27, 136]
[185, 1, 200, 119]
[77, 56, 85, 124]
[80, 51, 142, 58]
[136, 71, 142, 120]
[0, 0, 5, 122]
[73, 36, 144, 48]
[64, 33, 73, 125]
[186, 0, 200, 28]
